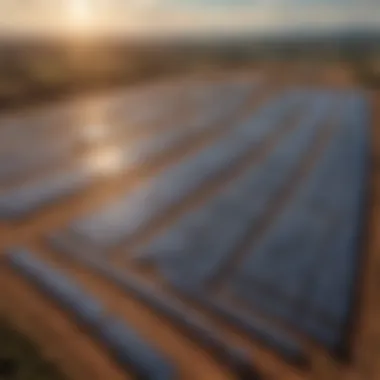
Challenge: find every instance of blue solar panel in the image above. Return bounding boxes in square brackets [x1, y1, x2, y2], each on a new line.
[135, 92, 337, 287]
[5, 248, 177, 380]
[69, 89, 301, 248]
[231, 93, 369, 349]
[0, 168, 92, 219]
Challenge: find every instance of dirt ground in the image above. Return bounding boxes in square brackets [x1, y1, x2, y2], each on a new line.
[0, 66, 379, 380]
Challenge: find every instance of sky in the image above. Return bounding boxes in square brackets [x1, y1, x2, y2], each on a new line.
[0, 0, 378, 37]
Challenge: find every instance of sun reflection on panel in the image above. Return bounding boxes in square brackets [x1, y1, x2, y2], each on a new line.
[84, 146, 125, 177]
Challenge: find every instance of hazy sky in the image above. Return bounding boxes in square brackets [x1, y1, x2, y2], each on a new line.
[0, 0, 378, 37]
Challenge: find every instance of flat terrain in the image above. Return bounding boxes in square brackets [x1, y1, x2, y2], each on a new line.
[0, 67, 379, 380]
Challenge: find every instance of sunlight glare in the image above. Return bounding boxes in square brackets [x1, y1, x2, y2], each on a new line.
[68, 0, 94, 30]
[85, 146, 125, 177]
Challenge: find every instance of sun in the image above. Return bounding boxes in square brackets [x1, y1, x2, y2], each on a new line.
[70, 0, 89, 17]
[68, 0, 93, 30]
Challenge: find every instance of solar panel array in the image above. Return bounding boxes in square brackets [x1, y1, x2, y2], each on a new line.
[0, 77, 370, 379]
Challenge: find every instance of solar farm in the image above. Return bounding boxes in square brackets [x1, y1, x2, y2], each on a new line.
[0, 73, 378, 380]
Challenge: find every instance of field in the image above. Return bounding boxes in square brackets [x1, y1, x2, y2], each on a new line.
[0, 68, 379, 380]
[0, 35, 378, 112]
